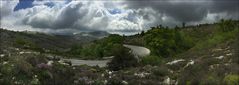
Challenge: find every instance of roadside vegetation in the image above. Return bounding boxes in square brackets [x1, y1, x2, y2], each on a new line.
[67, 34, 125, 59]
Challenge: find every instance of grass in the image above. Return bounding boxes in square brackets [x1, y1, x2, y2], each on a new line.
[193, 28, 238, 50]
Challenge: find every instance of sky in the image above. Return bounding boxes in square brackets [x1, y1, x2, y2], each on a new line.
[1, 0, 239, 35]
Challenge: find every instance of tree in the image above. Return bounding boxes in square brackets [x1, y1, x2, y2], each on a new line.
[107, 46, 138, 71]
[143, 26, 193, 57]
[182, 22, 186, 28]
[175, 25, 180, 30]
[218, 19, 236, 32]
[140, 30, 145, 36]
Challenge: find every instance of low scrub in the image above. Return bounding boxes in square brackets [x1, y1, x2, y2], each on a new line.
[223, 74, 239, 85]
[141, 55, 162, 66]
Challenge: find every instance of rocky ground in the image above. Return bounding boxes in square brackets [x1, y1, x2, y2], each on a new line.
[0, 39, 238, 85]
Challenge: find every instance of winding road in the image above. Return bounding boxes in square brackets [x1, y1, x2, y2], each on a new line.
[63, 44, 150, 67]
[123, 44, 150, 57]
[62, 59, 109, 67]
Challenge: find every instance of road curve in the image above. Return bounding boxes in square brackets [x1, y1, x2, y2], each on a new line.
[123, 44, 150, 57]
[64, 44, 150, 67]
[63, 59, 109, 67]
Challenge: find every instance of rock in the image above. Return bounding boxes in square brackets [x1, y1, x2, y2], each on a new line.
[226, 53, 233, 56]
[3, 61, 8, 65]
[12, 77, 16, 80]
[54, 56, 61, 61]
[212, 48, 223, 52]
[108, 71, 113, 75]
[46, 55, 54, 60]
[72, 67, 76, 70]
[224, 50, 231, 53]
[104, 80, 108, 84]
[37, 63, 51, 69]
[19, 51, 32, 54]
[19, 52, 25, 54]
[15, 48, 19, 51]
[209, 65, 214, 70]
[63, 60, 72, 65]
[163, 76, 170, 85]
[47, 61, 54, 66]
[215, 56, 224, 59]
[122, 80, 128, 85]
[46, 55, 61, 61]
[0, 54, 5, 57]
[224, 63, 230, 66]
[183, 60, 194, 68]
[134, 72, 150, 78]
[58, 60, 71, 65]
[166, 59, 185, 65]
[34, 75, 38, 78]
[74, 80, 79, 84]
[102, 56, 114, 60]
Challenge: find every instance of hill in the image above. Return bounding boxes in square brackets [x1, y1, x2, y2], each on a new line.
[0, 20, 238, 85]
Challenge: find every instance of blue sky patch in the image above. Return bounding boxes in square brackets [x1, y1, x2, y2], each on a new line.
[14, 0, 34, 11]
[109, 8, 121, 14]
[44, 2, 54, 8]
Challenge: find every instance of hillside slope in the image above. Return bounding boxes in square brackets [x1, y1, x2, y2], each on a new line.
[0, 20, 238, 85]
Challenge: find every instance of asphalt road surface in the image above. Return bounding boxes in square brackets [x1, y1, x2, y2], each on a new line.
[64, 44, 150, 67]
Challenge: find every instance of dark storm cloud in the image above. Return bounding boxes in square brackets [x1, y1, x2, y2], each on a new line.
[53, 2, 84, 29]
[209, 0, 239, 14]
[126, 0, 239, 22]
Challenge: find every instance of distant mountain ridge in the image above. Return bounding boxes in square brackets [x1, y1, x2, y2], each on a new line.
[72, 31, 109, 41]
[0, 28, 109, 53]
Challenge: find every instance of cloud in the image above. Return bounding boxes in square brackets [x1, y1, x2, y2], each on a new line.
[1, 0, 238, 35]
[125, 0, 239, 22]
[14, 1, 145, 32]
[53, 2, 84, 29]
[0, 0, 19, 18]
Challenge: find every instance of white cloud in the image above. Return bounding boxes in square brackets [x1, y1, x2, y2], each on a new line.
[0, 0, 19, 17]
[2, 0, 152, 34]
[1, 0, 238, 35]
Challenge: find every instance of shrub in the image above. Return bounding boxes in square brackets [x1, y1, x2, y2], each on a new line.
[68, 34, 125, 59]
[218, 19, 236, 32]
[178, 64, 207, 85]
[223, 74, 239, 85]
[15, 37, 27, 45]
[194, 28, 238, 50]
[200, 75, 220, 85]
[144, 27, 194, 57]
[141, 55, 161, 66]
[92, 79, 104, 85]
[107, 46, 138, 71]
[107, 78, 123, 85]
[152, 66, 169, 77]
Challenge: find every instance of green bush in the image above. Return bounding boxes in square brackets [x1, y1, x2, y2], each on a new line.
[200, 75, 220, 85]
[15, 37, 44, 52]
[144, 26, 194, 57]
[194, 28, 238, 50]
[15, 37, 27, 45]
[107, 78, 123, 85]
[107, 46, 138, 71]
[141, 55, 161, 66]
[152, 66, 169, 77]
[67, 34, 125, 59]
[218, 19, 237, 32]
[223, 74, 239, 85]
